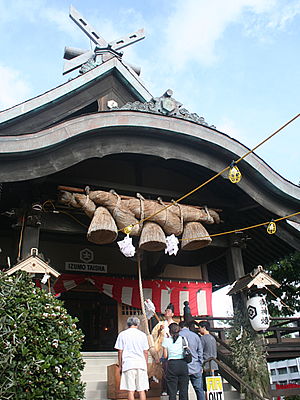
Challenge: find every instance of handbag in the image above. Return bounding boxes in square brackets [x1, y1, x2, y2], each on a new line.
[182, 336, 192, 363]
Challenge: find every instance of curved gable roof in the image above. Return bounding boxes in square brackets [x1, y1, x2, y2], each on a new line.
[0, 57, 151, 136]
[0, 110, 300, 224]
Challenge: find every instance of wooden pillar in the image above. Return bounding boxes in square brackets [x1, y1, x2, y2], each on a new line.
[226, 246, 245, 281]
[20, 226, 40, 260]
[202, 263, 209, 282]
[20, 202, 42, 260]
[226, 243, 247, 308]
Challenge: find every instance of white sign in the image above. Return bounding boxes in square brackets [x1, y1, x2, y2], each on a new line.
[65, 262, 107, 273]
[206, 376, 224, 400]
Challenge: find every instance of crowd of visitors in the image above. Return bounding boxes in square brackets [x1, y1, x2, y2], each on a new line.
[114, 303, 218, 400]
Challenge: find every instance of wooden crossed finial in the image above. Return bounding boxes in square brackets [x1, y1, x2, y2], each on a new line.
[63, 5, 145, 75]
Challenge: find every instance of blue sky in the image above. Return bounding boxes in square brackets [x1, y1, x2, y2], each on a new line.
[0, 0, 300, 185]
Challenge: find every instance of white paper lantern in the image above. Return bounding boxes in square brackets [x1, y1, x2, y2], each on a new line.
[247, 295, 270, 331]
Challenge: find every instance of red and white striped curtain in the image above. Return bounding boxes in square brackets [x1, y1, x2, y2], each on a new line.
[50, 274, 212, 316]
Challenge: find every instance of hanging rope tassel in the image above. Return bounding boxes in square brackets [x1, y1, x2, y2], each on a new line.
[137, 251, 162, 382]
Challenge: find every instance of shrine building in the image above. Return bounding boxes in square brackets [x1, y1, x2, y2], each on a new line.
[1, 6, 300, 356]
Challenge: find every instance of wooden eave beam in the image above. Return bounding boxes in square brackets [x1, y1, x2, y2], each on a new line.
[275, 224, 300, 252]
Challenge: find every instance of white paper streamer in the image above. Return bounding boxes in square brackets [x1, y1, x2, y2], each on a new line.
[41, 272, 50, 285]
[165, 234, 179, 256]
[144, 298, 156, 320]
[236, 326, 243, 341]
[118, 234, 136, 257]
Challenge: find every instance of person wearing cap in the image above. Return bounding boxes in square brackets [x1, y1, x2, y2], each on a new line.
[151, 303, 175, 395]
[114, 316, 149, 400]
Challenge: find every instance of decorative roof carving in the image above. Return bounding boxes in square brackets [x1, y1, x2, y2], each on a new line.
[78, 50, 119, 74]
[110, 89, 217, 129]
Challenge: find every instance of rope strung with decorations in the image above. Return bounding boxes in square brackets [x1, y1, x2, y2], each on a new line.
[121, 112, 300, 234]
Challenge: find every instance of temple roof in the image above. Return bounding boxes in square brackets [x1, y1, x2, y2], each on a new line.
[0, 57, 151, 136]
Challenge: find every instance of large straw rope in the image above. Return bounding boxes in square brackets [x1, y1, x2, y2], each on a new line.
[137, 252, 162, 380]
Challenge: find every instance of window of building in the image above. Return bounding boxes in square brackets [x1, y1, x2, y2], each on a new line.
[290, 379, 300, 385]
[289, 366, 298, 373]
[121, 304, 141, 316]
[270, 369, 276, 376]
[278, 381, 287, 385]
[278, 368, 288, 375]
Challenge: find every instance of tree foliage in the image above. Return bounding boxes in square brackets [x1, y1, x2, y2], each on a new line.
[266, 251, 300, 316]
[227, 300, 271, 400]
[0, 271, 86, 399]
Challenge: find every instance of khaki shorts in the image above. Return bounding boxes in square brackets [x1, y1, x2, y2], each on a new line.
[120, 368, 149, 392]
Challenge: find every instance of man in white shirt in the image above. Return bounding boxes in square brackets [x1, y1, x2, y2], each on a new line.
[115, 316, 149, 400]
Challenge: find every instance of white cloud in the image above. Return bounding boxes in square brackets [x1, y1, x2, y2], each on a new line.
[0, 1, 79, 39]
[0, 65, 32, 110]
[243, 1, 300, 39]
[161, 0, 300, 70]
[0, 0, 45, 24]
[41, 6, 79, 38]
[118, 7, 146, 32]
[218, 117, 248, 143]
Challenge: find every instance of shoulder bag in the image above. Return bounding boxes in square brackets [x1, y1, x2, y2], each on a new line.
[182, 336, 192, 363]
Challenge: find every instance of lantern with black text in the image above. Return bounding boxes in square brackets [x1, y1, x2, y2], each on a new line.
[247, 295, 270, 331]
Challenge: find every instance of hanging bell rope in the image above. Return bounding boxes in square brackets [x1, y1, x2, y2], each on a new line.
[137, 252, 162, 381]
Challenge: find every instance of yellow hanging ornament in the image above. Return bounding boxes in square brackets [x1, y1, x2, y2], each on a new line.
[229, 161, 242, 183]
[124, 225, 134, 234]
[267, 220, 276, 234]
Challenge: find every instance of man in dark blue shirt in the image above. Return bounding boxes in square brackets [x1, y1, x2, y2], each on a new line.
[179, 321, 205, 400]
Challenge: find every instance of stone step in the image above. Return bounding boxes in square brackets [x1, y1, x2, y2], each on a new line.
[85, 380, 107, 391]
[223, 381, 237, 391]
[83, 382, 243, 400]
[81, 353, 245, 400]
[224, 390, 243, 400]
[223, 381, 244, 400]
[83, 371, 107, 381]
[84, 388, 105, 400]
[83, 358, 116, 367]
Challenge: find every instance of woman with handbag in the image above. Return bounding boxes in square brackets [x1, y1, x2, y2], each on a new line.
[162, 323, 189, 400]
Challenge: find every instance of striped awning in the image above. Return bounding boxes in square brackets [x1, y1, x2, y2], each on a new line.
[50, 274, 212, 316]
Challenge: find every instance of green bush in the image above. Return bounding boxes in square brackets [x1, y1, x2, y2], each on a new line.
[0, 271, 86, 399]
[226, 300, 271, 400]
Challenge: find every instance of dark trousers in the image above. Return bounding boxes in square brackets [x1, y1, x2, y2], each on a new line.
[166, 359, 189, 400]
[161, 359, 168, 393]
